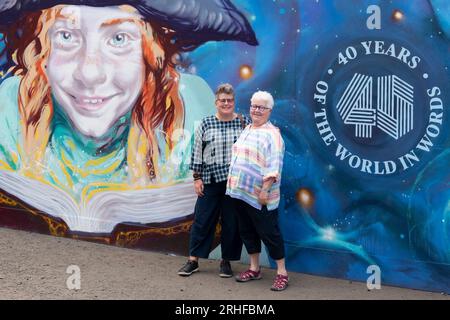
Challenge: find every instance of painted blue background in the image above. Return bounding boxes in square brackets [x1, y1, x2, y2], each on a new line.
[182, 0, 450, 293]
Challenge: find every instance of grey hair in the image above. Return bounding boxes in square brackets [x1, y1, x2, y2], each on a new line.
[250, 91, 274, 109]
[215, 83, 235, 98]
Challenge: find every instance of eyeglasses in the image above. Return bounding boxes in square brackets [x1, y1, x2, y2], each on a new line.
[217, 98, 235, 104]
[250, 105, 271, 111]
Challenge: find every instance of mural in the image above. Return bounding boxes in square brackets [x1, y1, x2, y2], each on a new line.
[0, 1, 257, 242]
[287, 0, 449, 293]
[0, 0, 449, 293]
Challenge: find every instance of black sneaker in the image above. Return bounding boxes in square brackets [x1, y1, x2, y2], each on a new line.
[178, 260, 199, 276]
[219, 260, 233, 278]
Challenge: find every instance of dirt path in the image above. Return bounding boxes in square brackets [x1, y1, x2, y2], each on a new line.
[0, 227, 448, 300]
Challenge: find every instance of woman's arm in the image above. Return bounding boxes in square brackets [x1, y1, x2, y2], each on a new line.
[190, 121, 205, 196]
[259, 129, 285, 205]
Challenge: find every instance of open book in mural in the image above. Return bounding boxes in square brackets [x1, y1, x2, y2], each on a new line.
[0, 0, 258, 233]
[0, 170, 198, 233]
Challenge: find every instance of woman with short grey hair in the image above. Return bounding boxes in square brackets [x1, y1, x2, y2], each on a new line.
[226, 90, 289, 291]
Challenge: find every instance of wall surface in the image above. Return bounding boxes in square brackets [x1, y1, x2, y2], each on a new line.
[0, 0, 449, 293]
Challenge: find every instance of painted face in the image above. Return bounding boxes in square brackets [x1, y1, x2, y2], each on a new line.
[250, 97, 271, 126]
[215, 93, 235, 118]
[47, 5, 145, 138]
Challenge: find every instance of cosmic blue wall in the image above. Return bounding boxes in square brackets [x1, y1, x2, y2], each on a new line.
[190, 0, 449, 293]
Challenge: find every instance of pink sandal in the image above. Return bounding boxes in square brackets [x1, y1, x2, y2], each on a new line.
[271, 274, 289, 291]
[235, 269, 262, 282]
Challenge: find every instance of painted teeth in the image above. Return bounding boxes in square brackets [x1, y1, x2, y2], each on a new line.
[82, 99, 103, 104]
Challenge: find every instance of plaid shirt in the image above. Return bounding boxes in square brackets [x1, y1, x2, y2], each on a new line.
[190, 115, 250, 184]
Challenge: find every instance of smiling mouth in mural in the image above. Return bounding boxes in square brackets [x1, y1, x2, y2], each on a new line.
[69, 93, 120, 112]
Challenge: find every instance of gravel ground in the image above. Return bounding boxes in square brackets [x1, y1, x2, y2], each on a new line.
[0, 227, 448, 300]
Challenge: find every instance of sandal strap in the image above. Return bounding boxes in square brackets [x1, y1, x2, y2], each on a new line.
[272, 275, 289, 289]
[240, 269, 260, 279]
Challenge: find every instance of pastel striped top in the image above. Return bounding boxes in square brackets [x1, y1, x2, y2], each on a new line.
[226, 121, 285, 211]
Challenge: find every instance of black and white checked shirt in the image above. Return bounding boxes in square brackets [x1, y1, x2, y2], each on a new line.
[190, 115, 251, 184]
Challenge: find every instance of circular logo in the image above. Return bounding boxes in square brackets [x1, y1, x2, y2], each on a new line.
[312, 39, 445, 176]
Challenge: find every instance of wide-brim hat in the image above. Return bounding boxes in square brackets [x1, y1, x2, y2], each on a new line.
[0, 0, 258, 50]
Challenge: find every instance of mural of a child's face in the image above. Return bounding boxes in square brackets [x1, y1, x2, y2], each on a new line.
[47, 5, 145, 138]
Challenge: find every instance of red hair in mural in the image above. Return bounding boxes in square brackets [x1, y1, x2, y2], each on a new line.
[0, 5, 184, 183]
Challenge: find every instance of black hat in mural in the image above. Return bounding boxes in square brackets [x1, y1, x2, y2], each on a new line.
[0, 0, 258, 50]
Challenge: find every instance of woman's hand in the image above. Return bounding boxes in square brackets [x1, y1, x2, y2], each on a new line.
[258, 189, 269, 205]
[194, 179, 204, 197]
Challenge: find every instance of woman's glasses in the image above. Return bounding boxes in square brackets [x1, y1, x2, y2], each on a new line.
[250, 105, 270, 111]
[217, 98, 235, 104]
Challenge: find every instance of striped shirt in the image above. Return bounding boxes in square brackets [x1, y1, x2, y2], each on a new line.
[190, 115, 250, 184]
[226, 121, 285, 210]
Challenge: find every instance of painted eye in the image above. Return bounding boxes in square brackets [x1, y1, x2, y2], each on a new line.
[109, 33, 129, 47]
[59, 31, 73, 42]
[53, 30, 79, 49]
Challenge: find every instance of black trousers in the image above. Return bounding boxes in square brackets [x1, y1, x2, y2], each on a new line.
[189, 180, 242, 260]
[233, 198, 285, 261]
